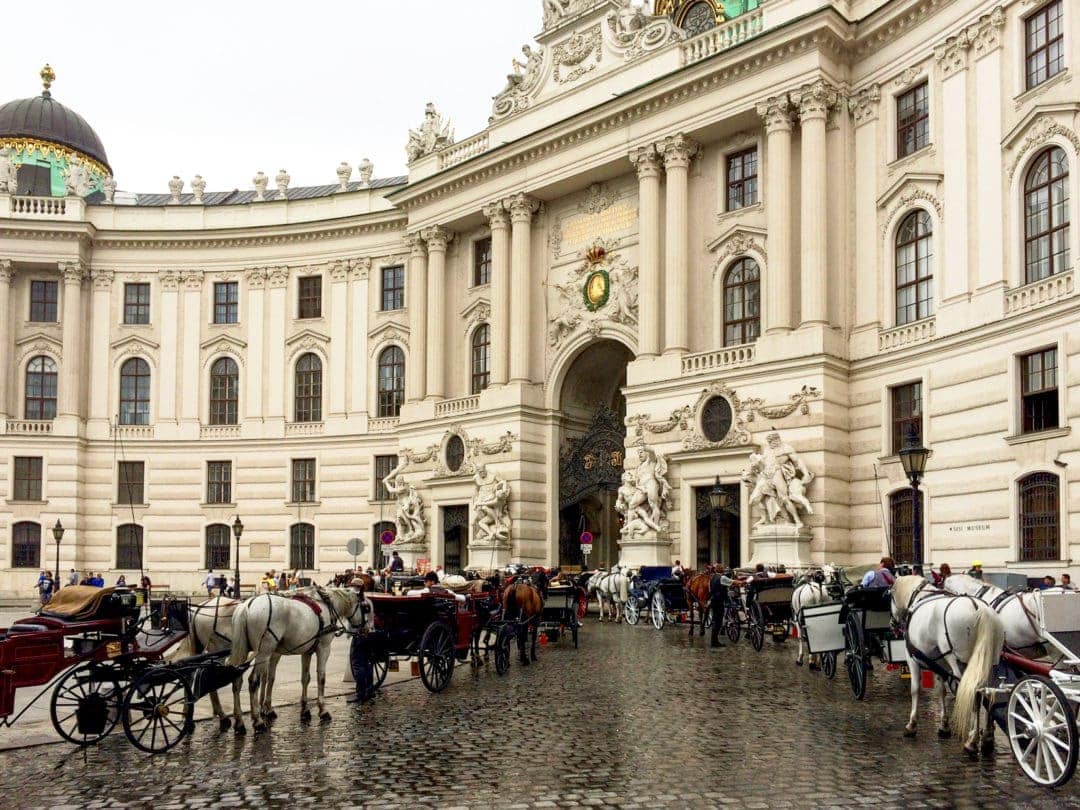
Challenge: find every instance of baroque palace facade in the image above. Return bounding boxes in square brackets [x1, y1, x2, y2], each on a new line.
[0, 0, 1077, 593]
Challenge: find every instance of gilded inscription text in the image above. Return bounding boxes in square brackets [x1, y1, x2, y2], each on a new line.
[560, 201, 637, 251]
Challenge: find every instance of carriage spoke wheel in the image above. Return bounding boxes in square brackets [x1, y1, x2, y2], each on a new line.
[748, 602, 765, 651]
[650, 591, 665, 630]
[1007, 675, 1078, 787]
[725, 606, 741, 644]
[625, 597, 640, 626]
[844, 614, 867, 700]
[50, 661, 127, 746]
[121, 668, 194, 753]
[419, 623, 456, 693]
[372, 648, 390, 689]
[822, 651, 837, 680]
[494, 625, 513, 676]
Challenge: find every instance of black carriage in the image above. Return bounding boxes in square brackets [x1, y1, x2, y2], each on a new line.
[840, 587, 906, 700]
[624, 566, 668, 626]
[539, 585, 583, 647]
[624, 567, 690, 630]
[740, 575, 795, 651]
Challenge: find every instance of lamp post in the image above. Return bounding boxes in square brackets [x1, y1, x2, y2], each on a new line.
[232, 515, 244, 598]
[709, 476, 730, 569]
[51, 519, 65, 587]
[898, 424, 929, 570]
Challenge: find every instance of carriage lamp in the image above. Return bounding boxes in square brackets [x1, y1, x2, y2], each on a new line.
[898, 425, 929, 568]
[52, 519, 65, 588]
[232, 515, 244, 598]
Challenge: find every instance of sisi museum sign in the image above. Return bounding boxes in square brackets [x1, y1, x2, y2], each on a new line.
[0, 0, 1077, 593]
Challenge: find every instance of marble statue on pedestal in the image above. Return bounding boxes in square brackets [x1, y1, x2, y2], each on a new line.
[406, 103, 455, 162]
[471, 466, 511, 547]
[615, 447, 672, 540]
[742, 430, 814, 530]
[382, 454, 427, 547]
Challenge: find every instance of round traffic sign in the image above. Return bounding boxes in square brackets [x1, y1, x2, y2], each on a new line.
[579, 531, 593, 545]
[380, 529, 396, 546]
[346, 537, 365, 557]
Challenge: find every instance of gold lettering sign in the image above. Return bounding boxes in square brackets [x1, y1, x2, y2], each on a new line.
[583, 452, 596, 470]
[560, 202, 638, 251]
[610, 450, 623, 468]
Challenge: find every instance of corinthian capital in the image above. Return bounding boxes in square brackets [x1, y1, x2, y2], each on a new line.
[756, 96, 794, 134]
[0, 259, 14, 283]
[935, 29, 972, 78]
[351, 256, 372, 280]
[848, 84, 881, 125]
[795, 80, 839, 123]
[182, 270, 205, 290]
[969, 6, 1006, 57]
[482, 201, 510, 230]
[421, 225, 454, 252]
[92, 269, 115, 290]
[245, 267, 267, 288]
[267, 266, 289, 288]
[659, 134, 699, 169]
[629, 144, 663, 180]
[404, 232, 427, 257]
[59, 261, 86, 284]
[507, 193, 541, 223]
[158, 269, 180, 291]
[329, 260, 350, 282]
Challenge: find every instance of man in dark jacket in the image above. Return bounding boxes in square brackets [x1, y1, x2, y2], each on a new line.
[709, 569, 734, 648]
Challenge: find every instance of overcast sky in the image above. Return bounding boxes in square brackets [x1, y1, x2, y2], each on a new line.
[0, 1, 542, 193]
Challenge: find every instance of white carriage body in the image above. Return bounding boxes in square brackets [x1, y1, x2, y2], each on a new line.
[801, 602, 844, 655]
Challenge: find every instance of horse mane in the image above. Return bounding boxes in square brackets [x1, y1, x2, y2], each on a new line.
[890, 574, 925, 610]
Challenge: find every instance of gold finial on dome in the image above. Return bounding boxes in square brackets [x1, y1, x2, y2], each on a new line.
[40, 64, 55, 96]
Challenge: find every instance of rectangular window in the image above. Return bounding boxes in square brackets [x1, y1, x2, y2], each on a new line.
[726, 148, 758, 211]
[896, 82, 929, 159]
[381, 265, 405, 311]
[1021, 348, 1059, 434]
[890, 382, 923, 455]
[374, 455, 396, 501]
[473, 237, 492, 286]
[1026, 1, 1065, 91]
[297, 275, 322, 319]
[29, 280, 59, 323]
[123, 283, 151, 325]
[117, 461, 145, 505]
[213, 282, 239, 324]
[207, 461, 233, 504]
[291, 458, 316, 504]
[13, 456, 43, 501]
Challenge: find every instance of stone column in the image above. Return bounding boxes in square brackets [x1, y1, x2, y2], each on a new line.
[180, 271, 204, 422]
[157, 272, 180, 421]
[796, 81, 835, 327]
[350, 258, 371, 415]
[265, 267, 288, 420]
[0, 260, 13, 419]
[406, 234, 428, 402]
[88, 269, 114, 423]
[422, 226, 453, 400]
[660, 134, 698, 354]
[329, 260, 350, 417]
[508, 194, 541, 383]
[58, 261, 86, 419]
[483, 202, 511, 385]
[756, 97, 794, 334]
[629, 145, 663, 357]
[244, 268, 265, 420]
[849, 86, 881, 330]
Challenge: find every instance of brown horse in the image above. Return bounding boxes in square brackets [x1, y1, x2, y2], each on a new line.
[685, 572, 712, 638]
[501, 572, 546, 665]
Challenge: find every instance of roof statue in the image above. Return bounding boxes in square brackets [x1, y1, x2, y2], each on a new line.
[406, 103, 455, 163]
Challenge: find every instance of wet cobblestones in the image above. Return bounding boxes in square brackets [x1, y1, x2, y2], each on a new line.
[1, 622, 1077, 808]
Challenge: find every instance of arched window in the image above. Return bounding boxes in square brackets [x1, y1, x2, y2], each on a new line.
[294, 353, 323, 423]
[25, 355, 58, 420]
[723, 258, 760, 346]
[895, 210, 934, 325]
[119, 358, 151, 426]
[12, 521, 41, 569]
[209, 357, 239, 425]
[1019, 472, 1060, 561]
[889, 488, 922, 564]
[377, 346, 405, 418]
[205, 524, 231, 570]
[471, 324, 491, 394]
[116, 524, 144, 569]
[1024, 146, 1070, 284]
[290, 523, 315, 570]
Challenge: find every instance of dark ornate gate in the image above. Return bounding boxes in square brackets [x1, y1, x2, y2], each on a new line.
[442, 505, 470, 574]
[558, 408, 626, 566]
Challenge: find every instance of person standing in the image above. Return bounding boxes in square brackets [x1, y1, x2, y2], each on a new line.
[709, 569, 733, 648]
[67, 568, 79, 587]
[37, 570, 53, 605]
[204, 569, 217, 597]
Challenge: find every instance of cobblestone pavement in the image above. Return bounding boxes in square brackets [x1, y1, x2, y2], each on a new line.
[1, 620, 1078, 809]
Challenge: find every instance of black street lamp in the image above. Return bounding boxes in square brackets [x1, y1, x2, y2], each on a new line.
[709, 476, 730, 569]
[898, 424, 929, 569]
[232, 515, 244, 598]
[51, 519, 64, 588]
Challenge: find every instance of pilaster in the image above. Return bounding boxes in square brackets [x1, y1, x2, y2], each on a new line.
[88, 269, 113, 426]
[158, 271, 180, 422]
[406, 233, 428, 402]
[483, 202, 512, 386]
[244, 268, 266, 421]
[329, 260, 350, 416]
[58, 261, 86, 420]
[795, 80, 838, 327]
[756, 96, 794, 334]
[508, 193, 541, 383]
[265, 267, 288, 421]
[180, 270, 204, 423]
[849, 86, 881, 332]
[0, 260, 13, 419]
[349, 258, 371, 416]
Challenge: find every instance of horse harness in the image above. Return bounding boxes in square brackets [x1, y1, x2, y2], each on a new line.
[249, 587, 353, 655]
[902, 581, 981, 681]
[189, 598, 234, 652]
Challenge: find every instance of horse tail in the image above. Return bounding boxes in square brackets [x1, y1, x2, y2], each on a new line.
[618, 574, 628, 602]
[228, 600, 252, 667]
[165, 625, 198, 662]
[951, 605, 1005, 742]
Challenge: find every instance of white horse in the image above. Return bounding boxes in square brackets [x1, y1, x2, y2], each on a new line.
[228, 586, 370, 734]
[792, 573, 833, 669]
[588, 566, 630, 623]
[944, 574, 1046, 651]
[891, 575, 1005, 755]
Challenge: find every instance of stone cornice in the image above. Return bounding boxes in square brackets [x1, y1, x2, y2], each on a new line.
[853, 0, 961, 59]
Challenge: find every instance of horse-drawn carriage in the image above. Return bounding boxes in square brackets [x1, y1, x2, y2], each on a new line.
[0, 585, 238, 753]
[538, 584, 583, 647]
[738, 575, 796, 651]
[624, 566, 690, 630]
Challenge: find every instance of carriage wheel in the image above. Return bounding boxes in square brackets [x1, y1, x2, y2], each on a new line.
[1007, 675, 1078, 788]
[748, 602, 765, 651]
[419, 623, 456, 693]
[844, 613, 868, 699]
[571, 623, 579, 649]
[849, 655, 868, 700]
[494, 625, 513, 676]
[650, 591, 665, 630]
[121, 668, 195, 753]
[822, 651, 837, 680]
[576, 589, 588, 620]
[372, 647, 390, 690]
[725, 605, 741, 644]
[50, 661, 128, 746]
[625, 597, 640, 626]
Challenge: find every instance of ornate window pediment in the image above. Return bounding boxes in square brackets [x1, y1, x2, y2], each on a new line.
[15, 332, 63, 364]
[706, 225, 767, 276]
[368, 321, 409, 357]
[1004, 106, 1080, 180]
[109, 334, 160, 354]
[877, 176, 943, 238]
[198, 334, 245, 353]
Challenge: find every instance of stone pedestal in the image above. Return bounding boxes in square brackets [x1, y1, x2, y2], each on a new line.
[618, 532, 672, 567]
[748, 524, 813, 568]
[467, 543, 512, 572]
[393, 545, 428, 572]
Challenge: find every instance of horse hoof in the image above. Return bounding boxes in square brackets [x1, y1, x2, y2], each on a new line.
[265, 710, 278, 722]
[937, 728, 952, 739]
[903, 727, 917, 739]
[234, 724, 247, 737]
[253, 722, 266, 734]
[300, 708, 312, 722]
[980, 738, 995, 755]
[319, 711, 332, 723]
[219, 717, 232, 733]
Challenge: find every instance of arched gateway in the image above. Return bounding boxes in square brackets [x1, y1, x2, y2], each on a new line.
[554, 339, 634, 569]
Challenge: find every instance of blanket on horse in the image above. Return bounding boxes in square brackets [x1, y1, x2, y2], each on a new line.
[40, 585, 116, 620]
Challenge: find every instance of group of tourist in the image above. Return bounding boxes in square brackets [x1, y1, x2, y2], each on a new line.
[259, 569, 302, 593]
[35, 568, 152, 604]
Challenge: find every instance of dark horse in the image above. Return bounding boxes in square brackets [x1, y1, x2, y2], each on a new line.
[501, 569, 548, 665]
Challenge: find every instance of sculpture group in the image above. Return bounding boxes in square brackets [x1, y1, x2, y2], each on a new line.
[742, 431, 814, 530]
[616, 447, 672, 540]
[471, 466, 512, 547]
[406, 103, 455, 163]
[382, 454, 427, 546]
